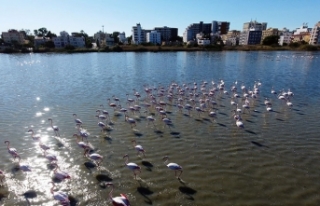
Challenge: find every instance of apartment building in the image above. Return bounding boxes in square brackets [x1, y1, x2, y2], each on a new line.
[93, 31, 114, 47]
[53, 31, 85, 48]
[278, 28, 293, 46]
[1, 30, 26, 44]
[261, 28, 279, 44]
[132, 23, 145, 44]
[243, 20, 267, 32]
[239, 27, 262, 45]
[154, 26, 178, 41]
[309, 21, 320, 45]
[146, 31, 161, 44]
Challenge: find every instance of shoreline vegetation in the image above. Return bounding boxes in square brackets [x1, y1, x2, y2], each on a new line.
[1, 44, 319, 54]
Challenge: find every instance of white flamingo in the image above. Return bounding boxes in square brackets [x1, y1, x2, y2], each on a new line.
[4, 141, 20, 161]
[163, 156, 183, 179]
[105, 182, 130, 206]
[48, 118, 60, 136]
[123, 154, 141, 179]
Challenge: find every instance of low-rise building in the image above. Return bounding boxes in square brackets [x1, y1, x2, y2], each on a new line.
[1, 30, 26, 44]
[261, 28, 279, 44]
[278, 28, 292, 46]
[93, 31, 114, 47]
[34, 36, 51, 48]
[118, 32, 128, 44]
[197, 38, 210, 45]
[53, 31, 85, 48]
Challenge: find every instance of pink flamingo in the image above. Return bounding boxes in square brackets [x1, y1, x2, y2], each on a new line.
[73, 114, 83, 125]
[131, 140, 145, 157]
[50, 182, 70, 205]
[4, 141, 20, 161]
[73, 134, 89, 155]
[27, 129, 41, 141]
[105, 182, 130, 206]
[48, 118, 60, 136]
[163, 156, 183, 179]
[52, 163, 71, 181]
[123, 154, 141, 179]
[84, 149, 103, 167]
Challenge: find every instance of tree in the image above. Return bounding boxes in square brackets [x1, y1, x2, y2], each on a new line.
[127, 35, 132, 44]
[112, 31, 120, 43]
[262, 35, 279, 46]
[46, 31, 57, 39]
[34, 27, 48, 37]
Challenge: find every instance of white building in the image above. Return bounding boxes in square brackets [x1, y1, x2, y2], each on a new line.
[294, 23, 311, 35]
[183, 29, 193, 43]
[53, 31, 85, 48]
[34, 37, 51, 48]
[93, 31, 114, 47]
[197, 39, 210, 45]
[146, 31, 161, 44]
[309, 21, 320, 45]
[118, 32, 128, 44]
[132, 23, 145, 44]
[278, 28, 292, 46]
[1, 30, 26, 44]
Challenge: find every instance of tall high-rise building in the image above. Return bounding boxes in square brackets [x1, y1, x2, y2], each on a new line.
[309, 22, 320, 45]
[131, 23, 145, 44]
[211, 21, 230, 35]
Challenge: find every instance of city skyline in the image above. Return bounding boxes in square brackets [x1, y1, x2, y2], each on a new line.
[1, 0, 319, 37]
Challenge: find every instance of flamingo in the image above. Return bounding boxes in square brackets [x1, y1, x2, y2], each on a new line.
[48, 118, 60, 136]
[131, 140, 145, 157]
[18, 162, 32, 172]
[126, 94, 135, 105]
[286, 98, 293, 109]
[100, 104, 110, 115]
[105, 182, 130, 206]
[50, 182, 70, 205]
[39, 141, 50, 154]
[73, 114, 83, 125]
[96, 110, 109, 122]
[45, 153, 58, 163]
[85, 149, 103, 167]
[123, 154, 141, 179]
[163, 156, 183, 179]
[27, 129, 41, 141]
[107, 98, 117, 111]
[125, 114, 136, 128]
[52, 163, 71, 181]
[4, 141, 20, 161]
[208, 109, 217, 122]
[146, 115, 156, 127]
[77, 124, 89, 143]
[236, 119, 244, 128]
[73, 134, 89, 153]
[266, 105, 273, 112]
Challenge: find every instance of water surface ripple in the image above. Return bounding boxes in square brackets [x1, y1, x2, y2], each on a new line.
[0, 51, 319, 205]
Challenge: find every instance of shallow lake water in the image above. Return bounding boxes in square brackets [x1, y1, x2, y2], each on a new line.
[0, 51, 319, 205]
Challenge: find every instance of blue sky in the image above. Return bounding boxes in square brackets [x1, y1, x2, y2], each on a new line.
[1, 0, 319, 37]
